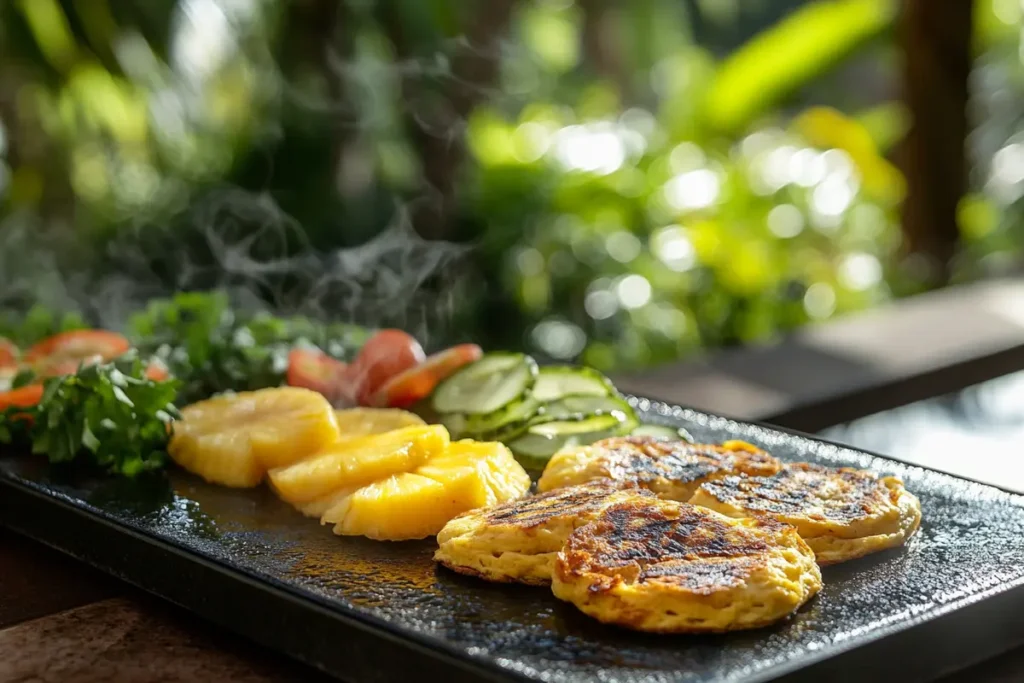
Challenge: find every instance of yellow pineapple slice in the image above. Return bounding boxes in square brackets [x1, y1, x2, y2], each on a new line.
[267, 424, 449, 504]
[169, 430, 265, 488]
[294, 487, 357, 519]
[417, 440, 531, 509]
[323, 473, 454, 541]
[169, 387, 339, 487]
[320, 439, 530, 541]
[333, 407, 425, 440]
[455, 440, 533, 503]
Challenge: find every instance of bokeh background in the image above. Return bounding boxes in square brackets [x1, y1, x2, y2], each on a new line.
[0, 0, 1021, 370]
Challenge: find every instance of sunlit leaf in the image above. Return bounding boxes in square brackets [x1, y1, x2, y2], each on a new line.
[703, 0, 896, 133]
[958, 193, 999, 241]
[16, 0, 77, 71]
[855, 102, 909, 153]
[794, 106, 905, 203]
[521, 4, 581, 73]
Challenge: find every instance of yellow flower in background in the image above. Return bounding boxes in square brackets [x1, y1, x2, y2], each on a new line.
[794, 106, 905, 205]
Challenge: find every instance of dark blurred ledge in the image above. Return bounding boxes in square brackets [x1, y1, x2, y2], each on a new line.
[612, 277, 1024, 433]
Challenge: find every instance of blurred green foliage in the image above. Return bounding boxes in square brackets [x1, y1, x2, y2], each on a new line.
[954, 0, 1024, 282]
[0, 305, 86, 348]
[462, 102, 903, 369]
[0, 0, 1017, 370]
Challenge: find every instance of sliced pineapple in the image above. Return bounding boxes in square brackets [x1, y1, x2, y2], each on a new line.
[323, 473, 456, 541]
[333, 407, 425, 440]
[450, 439, 533, 503]
[294, 487, 357, 519]
[169, 429, 265, 488]
[417, 440, 531, 510]
[267, 424, 449, 504]
[319, 439, 531, 541]
[169, 387, 339, 487]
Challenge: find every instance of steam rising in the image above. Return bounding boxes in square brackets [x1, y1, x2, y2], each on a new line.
[0, 4, 517, 348]
[0, 191, 471, 347]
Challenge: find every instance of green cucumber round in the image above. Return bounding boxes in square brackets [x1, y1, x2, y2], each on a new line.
[532, 394, 635, 425]
[464, 395, 540, 436]
[532, 366, 614, 402]
[507, 411, 638, 469]
[431, 352, 538, 415]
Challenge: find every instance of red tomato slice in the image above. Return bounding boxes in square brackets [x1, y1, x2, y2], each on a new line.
[0, 384, 44, 413]
[144, 358, 171, 382]
[348, 329, 425, 405]
[26, 330, 130, 375]
[287, 348, 350, 402]
[36, 356, 103, 378]
[0, 337, 19, 369]
[371, 343, 483, 409]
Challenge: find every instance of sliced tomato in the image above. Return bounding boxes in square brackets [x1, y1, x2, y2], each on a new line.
[371, 343, 483, 409]
[0, 384, 44, 413]
[287, 348, 351, 403]
[26, 330, 130, 375]
[144, 358, 171, 382]
[0, 337, 19, 369]
[35, 356, 103, 378]
[348, 329, 425, 405]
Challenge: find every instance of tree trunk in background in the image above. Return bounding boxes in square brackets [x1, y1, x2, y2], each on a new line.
[580, 0, 630, 98]
[899, 0, 973, 285]
[378, 0, 518, 242]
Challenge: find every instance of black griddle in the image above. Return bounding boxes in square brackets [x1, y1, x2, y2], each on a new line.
[2, 397, 1024, 683]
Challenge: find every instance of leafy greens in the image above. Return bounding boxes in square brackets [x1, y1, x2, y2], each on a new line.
[0, 352, 180, 477]
[129, 292, 370, 403]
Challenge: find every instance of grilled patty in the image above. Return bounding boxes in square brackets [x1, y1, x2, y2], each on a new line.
[434, 481, 654, 585]
[689, 462, 922, 565]
[537, 436, 782, 501]
[552, 498, 821, 633]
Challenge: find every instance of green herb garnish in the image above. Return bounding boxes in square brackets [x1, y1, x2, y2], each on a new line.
[0, 352, 181, 477]
[129, 292, 370, 403]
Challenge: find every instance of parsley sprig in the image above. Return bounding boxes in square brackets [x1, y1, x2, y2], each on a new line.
[0, 352, 180, 477]
[129, 292, 369, 403]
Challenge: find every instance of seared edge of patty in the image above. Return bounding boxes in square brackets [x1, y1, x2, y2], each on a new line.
[552, 498, 821, 633]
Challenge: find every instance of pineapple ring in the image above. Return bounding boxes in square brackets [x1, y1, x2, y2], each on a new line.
[267, 424, 450, 504]
[169, 387, 339, 487]
[319, 440, 531, 541]
[333, 407, 425, 440]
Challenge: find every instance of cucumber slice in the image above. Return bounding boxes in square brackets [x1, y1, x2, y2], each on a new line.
[528, 413, 624, 438]
[532, 366, 614, 402]
[505, 432, 566, 469]
[464, 395, 541, 437]
[438, 412, 469, 439]
[508, 412, 638, 469]
[432, 353, 538, 415]
[533, 394, 634, 424]
[631, 424, 694, 442]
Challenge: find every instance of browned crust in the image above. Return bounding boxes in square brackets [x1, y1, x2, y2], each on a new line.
[479, 480, 653, 529]
[696, 462, 902, 524]
[557, 499, 789, 595]
[576, 436, 781, 490]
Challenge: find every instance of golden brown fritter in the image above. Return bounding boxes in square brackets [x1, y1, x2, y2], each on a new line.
[434, 481, 654, 585]
[689, 462, 922, 565]
[551, 498, 821, 633]
[537, 436, 782, 501]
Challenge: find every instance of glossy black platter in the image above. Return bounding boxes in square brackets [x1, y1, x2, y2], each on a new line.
[3, 397, 1024, 683]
